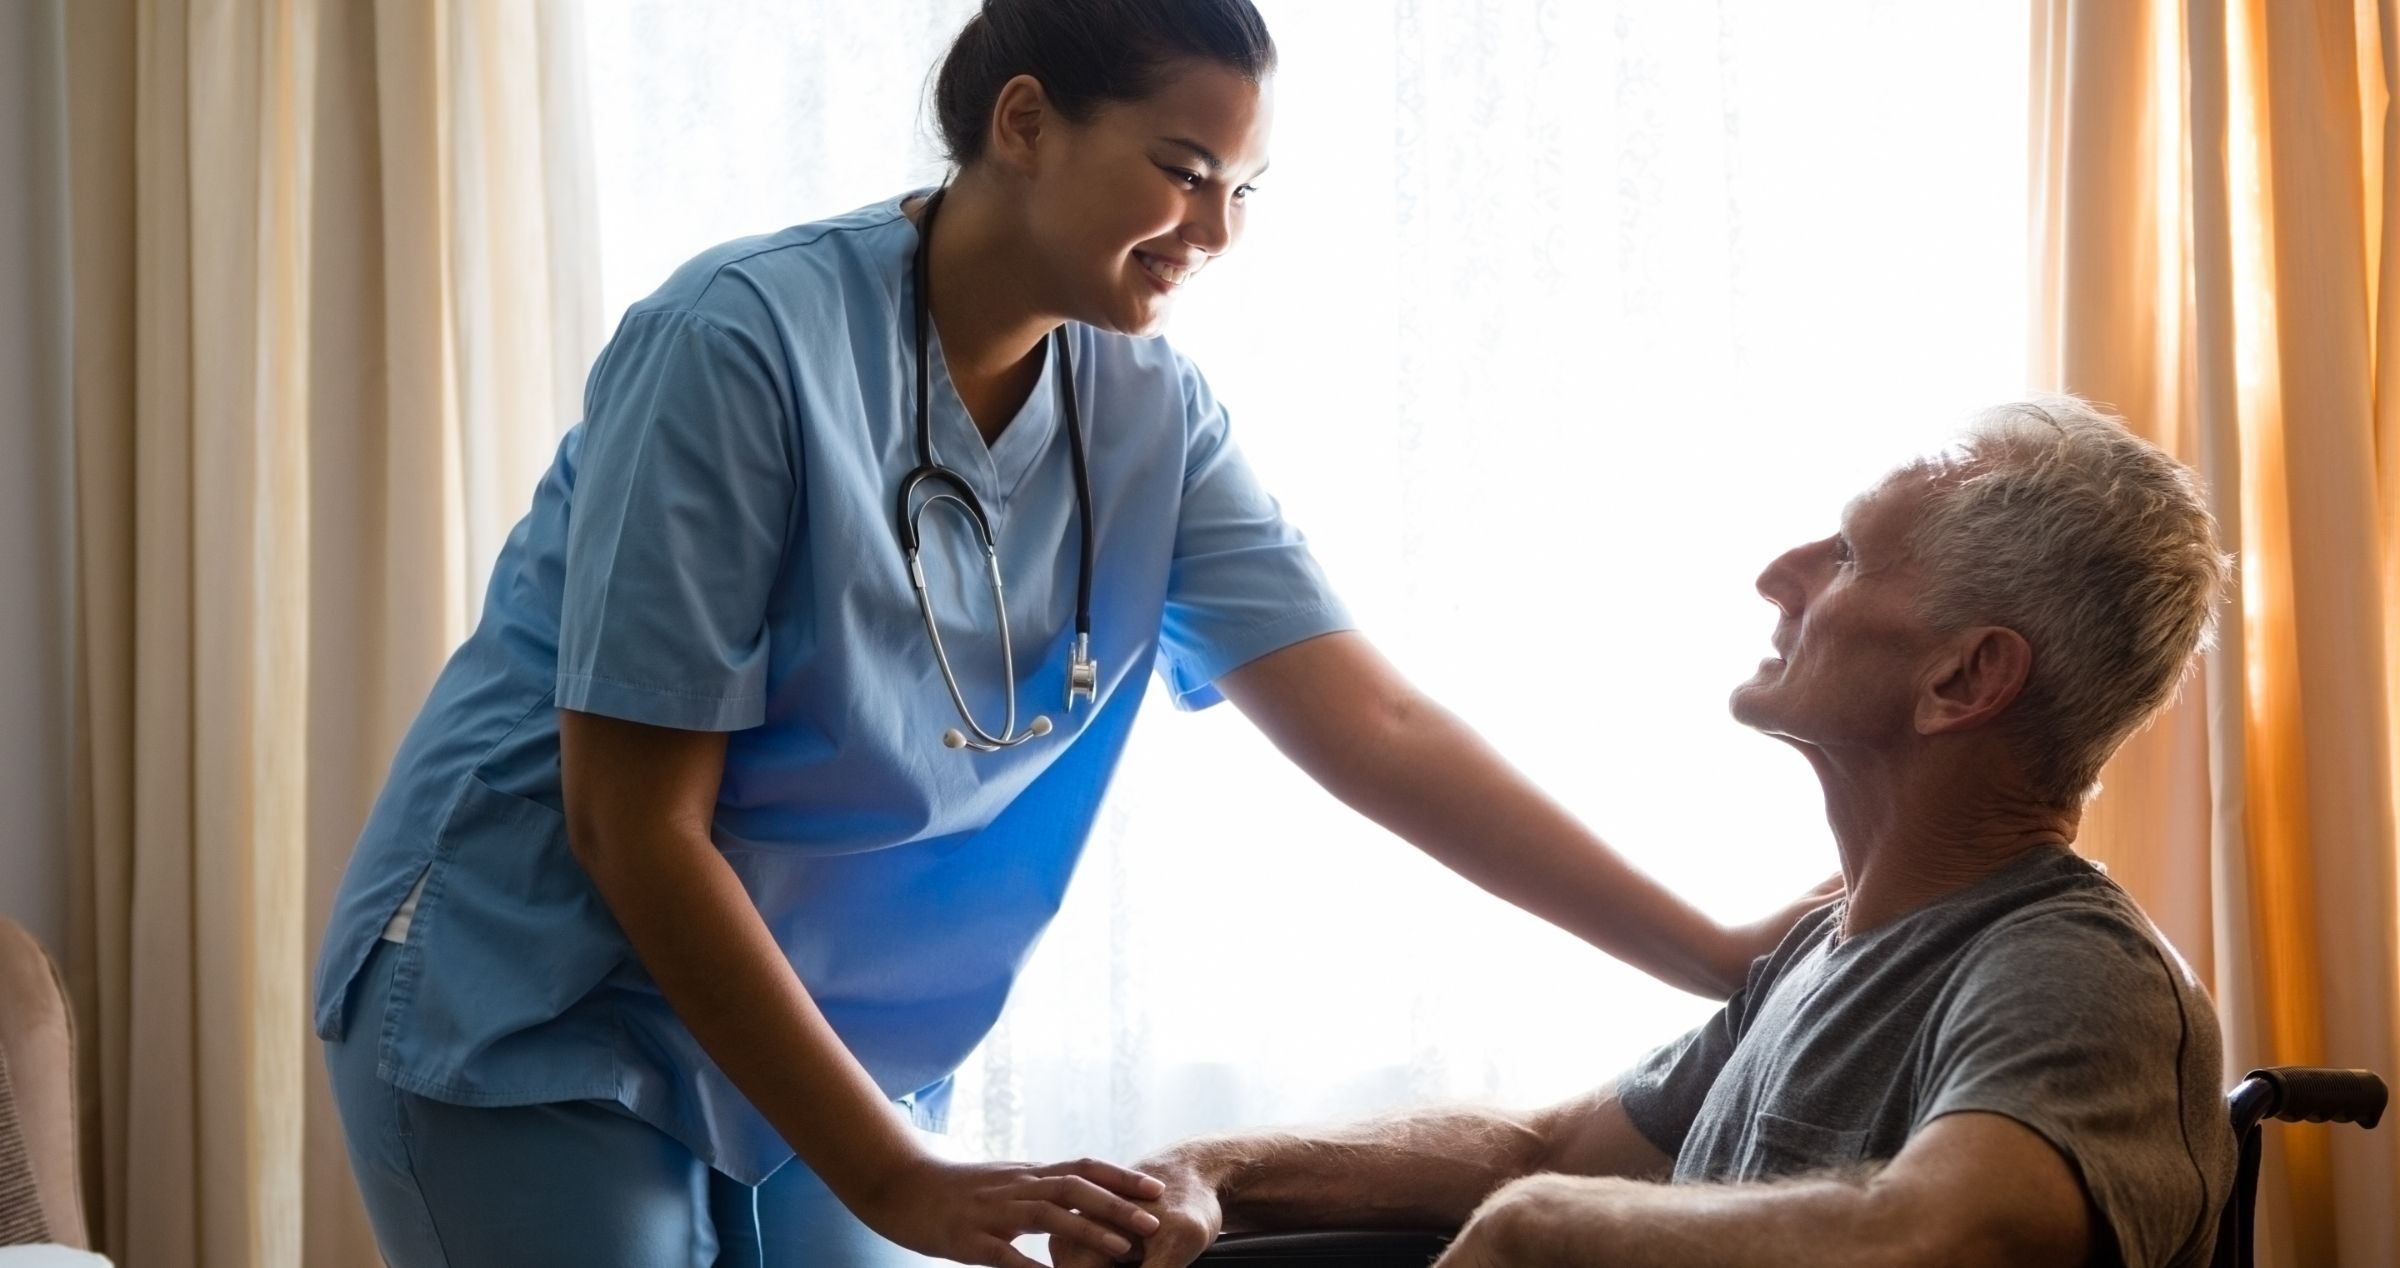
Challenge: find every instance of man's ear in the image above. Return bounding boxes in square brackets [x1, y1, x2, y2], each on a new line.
[1916, 626, 2032, 735]
[986, 73, 1052, 174]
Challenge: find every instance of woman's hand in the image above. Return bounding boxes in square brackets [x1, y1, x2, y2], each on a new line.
[847, 1153, 1168, 1268]
[1711, 872, 1844, 991]
[1049, 1154, 1223, 1268]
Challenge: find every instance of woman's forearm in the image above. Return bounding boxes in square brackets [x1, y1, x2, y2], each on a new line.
[1326, 693, 1740, 995]
[1223, 634, 1742, 995]
[1224, 633, 1743, 996]
[570, 817, 923, 1206]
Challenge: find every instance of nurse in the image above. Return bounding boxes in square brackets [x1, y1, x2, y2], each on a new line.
[315, 1, 1826, 1265]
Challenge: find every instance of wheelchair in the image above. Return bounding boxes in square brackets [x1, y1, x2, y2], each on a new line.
[1191, 1067, 2388, 1268]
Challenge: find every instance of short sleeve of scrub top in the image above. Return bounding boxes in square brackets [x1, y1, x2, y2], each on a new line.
[1153, 353, 1350, 710]
[556, 307, 796, 732]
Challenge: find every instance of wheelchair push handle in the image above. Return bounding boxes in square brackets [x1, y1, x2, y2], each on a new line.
[2234, 1067, 2387, 1130]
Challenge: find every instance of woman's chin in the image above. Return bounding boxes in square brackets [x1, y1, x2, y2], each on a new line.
[1095, 295, 1174, 339]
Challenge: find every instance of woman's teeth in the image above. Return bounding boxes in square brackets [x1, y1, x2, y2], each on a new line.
[1138, 254, 1193, 286]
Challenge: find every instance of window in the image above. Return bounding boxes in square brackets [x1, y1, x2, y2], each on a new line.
[582, 0, 2029, 1164]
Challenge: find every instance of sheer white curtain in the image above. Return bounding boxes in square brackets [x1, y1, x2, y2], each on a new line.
[581, 0, 2029, 1166]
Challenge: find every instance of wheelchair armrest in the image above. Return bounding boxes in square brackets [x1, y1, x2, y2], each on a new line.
[2233, 1067, 2387, 1132]
[1192, 1229, 1455, 1265]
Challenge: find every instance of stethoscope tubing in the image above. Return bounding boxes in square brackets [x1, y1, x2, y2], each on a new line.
[899, 187, 1096, 753]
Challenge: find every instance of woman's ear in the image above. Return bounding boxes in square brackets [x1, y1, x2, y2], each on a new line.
[985, 73, 1052, 174]
[1915, 625, 2032, 735]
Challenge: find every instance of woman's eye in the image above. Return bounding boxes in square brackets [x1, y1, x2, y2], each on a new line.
[1233, 183, 1257, 202]
[1163, 166, 1203, 187]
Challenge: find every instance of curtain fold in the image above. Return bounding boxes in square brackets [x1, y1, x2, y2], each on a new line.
[2036, 1, 2400, 1263]
[60, 2, 598, 1263]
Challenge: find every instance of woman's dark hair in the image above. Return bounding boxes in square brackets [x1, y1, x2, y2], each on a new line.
[933, 0, 1277, 165]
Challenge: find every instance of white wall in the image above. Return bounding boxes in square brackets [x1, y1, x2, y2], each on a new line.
[0, 0, 74, 959]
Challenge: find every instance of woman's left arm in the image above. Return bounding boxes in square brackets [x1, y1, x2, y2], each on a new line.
[1218, 631, 1826, 998]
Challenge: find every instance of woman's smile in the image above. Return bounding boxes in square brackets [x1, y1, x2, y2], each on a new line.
[1134, 249, 1202, 289]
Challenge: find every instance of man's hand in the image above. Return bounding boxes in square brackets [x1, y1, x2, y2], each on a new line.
[1428, 1205, 1508, 1268]
[1429, 1173, 1568, 1268]
[1050, 1154, 1224, 1268]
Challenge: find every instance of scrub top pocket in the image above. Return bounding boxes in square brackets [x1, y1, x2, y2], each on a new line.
[375, 772, 629, 1103]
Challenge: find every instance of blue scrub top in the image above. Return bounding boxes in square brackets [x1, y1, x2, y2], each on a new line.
[312, 193, 1353, 1184]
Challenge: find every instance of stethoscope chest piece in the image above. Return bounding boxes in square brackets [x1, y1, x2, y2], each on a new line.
[1067, 635, 1098, 710]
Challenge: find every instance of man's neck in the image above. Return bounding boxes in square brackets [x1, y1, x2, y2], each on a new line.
[909, 178, 1060, 442]
[1809, 745, 2079, 938]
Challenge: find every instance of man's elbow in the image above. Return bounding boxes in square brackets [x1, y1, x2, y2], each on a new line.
[1862, 1186, 2090, 1268]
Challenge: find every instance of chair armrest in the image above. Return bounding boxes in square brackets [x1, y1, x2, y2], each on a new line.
[1192, 1229, 1454, 1265]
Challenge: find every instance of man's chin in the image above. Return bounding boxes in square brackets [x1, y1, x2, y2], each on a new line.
[1727, 678, 1776, 729]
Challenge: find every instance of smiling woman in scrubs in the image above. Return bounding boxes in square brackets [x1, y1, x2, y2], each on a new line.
[313, 2, 1823, 1265]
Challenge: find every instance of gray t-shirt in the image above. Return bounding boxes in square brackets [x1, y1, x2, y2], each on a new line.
[1617, 845, 2235, 1268]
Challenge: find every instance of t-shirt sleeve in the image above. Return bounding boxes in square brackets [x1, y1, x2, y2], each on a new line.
[1614, 904, 1835, 1160]
[1917, 909, 2232, 1268]
[1153, 355, 1354, 710]
[556, 307, 797, 731]
[1614, 959, 1776, 1160]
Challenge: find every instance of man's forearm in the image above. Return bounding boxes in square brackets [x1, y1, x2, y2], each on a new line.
[1162, 1107, 1550, 1232]
[1462, 1171, 1933, 1268]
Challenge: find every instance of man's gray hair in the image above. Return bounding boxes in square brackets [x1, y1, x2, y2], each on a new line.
[1906, 396, 2232, 806]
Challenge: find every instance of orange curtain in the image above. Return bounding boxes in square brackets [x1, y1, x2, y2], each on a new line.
[2035, 0, 2400, 1263]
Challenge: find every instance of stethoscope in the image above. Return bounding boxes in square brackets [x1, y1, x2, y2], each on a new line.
[898, 187, 1097, 753]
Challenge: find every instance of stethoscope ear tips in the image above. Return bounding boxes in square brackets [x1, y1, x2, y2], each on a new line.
[942, 728, 969, 749]
[1027, 715, 1054, 737]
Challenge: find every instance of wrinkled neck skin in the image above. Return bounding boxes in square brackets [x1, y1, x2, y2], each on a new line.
[1798, 735, 2081, 940]
[904, 170, 1060, 439]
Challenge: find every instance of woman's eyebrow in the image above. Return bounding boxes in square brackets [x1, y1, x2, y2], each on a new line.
[1158, 136, 1269, 183]
[1157, 136, 1225, 172]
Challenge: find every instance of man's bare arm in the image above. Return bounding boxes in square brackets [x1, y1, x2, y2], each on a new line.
[1056, 1086, 1671, 1268]
[1440, 1111, 2094, 1268]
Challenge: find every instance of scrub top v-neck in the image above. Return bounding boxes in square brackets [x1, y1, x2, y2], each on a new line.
[312, 191, 1354, 1185]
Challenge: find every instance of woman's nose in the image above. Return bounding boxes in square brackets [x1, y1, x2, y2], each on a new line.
[1182, 194, 1236, 255]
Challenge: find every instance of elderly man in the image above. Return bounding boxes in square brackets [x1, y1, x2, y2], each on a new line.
[1065, 398, 2238, 1268]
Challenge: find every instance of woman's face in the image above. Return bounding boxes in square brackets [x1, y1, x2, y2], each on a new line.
[1017, 59, 1274, 337]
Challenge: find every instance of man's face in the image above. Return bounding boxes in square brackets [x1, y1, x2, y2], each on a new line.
[1730, 469, 1946, 752]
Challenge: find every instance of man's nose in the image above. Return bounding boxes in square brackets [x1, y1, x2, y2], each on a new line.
[1755, 542, 1812, 616]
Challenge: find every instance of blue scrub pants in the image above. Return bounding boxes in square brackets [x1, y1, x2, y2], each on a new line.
[326, 939, 944, 1267]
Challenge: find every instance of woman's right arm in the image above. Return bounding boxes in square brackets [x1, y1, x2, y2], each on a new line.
[558, 707, 1164, 1268]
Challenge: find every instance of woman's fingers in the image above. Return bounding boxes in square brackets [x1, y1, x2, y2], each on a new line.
[1040, 1155, 1168, 1200]
[1014, 1199, 1137, 1258]
[1023, 1173, 1164, 1237]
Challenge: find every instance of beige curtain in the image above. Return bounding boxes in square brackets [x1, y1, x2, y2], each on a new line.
[2036, 0, 2400, 1264]
[60, 1, 598, 1263]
